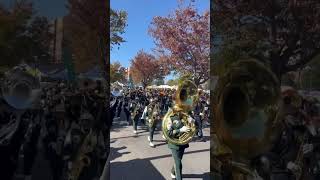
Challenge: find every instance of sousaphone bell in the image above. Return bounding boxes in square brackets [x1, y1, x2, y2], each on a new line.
[1, 66, 41, 109]
[162, 80, 198, 145]
[212, 59, 281, 178]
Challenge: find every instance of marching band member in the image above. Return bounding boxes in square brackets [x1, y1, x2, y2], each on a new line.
[131, 98, 143, 134]
[162, 81, 197, 180]
[166, 111, 195, 180]
[146, 98, 161, 147]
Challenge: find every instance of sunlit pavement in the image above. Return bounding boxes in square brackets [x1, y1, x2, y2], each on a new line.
[110, 114, 210, 180]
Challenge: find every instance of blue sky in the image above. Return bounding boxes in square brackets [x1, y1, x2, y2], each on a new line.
[111, 0, 209, 81]
[2, 0, 68, 19]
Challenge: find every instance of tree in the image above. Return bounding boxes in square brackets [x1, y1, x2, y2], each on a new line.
[167, 79, 178, 86]
[110, 9, 127, 49]
[110, 61, 126, 83]
[64, 15, 98, 72]
[66, 0, 108, 76]
[27, 16, 53, 64]
[213, 0, 320, 79]
[130, 50, 165, 88]
[149, 1, 210, 87]
[0, 0, 52, 68]
[153, 77, 165, 86]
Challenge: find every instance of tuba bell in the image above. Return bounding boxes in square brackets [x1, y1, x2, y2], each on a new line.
[212, 59, 281, 179]
[162, 80, 198, 145]
[1, 65, 41, 109]
[111, 82, 123, 97]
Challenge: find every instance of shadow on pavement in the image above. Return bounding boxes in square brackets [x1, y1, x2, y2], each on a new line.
[202, 135, 210, 142]
[111, 131, 160, 140]
[111, 158, 166, 180]
[154, 142, 168, 148]
[191, 135, 211, 143]
[109, 146, 131, 162]
[110, 151, 210, 180]
[144, 148, 210, 161]
[183, 172, 210, 180]
[153, 139, 167, 142]
[137, 129, 149, 134]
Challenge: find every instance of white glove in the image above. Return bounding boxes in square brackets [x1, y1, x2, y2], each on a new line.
[188, 117, 195, 124]
[179, 126, 191, 133]
[287, 161, 300, 172]
[303, 144, 313, 155]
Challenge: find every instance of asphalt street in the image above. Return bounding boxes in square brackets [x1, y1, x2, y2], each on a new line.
[110, 110, 210, 180]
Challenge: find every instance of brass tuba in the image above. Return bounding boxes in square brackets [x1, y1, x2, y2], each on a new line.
[1, 65, 41, 109]
[212, 59, 281, 178]
[162, 80, 198, 145]
[67, 129, 96, 180]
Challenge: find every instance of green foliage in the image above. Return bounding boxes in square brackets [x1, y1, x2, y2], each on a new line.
[110, 9, 127, 49]
[110, 61, 126, 83]
[167, 79, 179, 86]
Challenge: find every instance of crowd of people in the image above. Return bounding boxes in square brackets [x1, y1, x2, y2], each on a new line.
[110, 87, 210, 147]
[259, 92, 320, 180]
[0, 80, 109, 180]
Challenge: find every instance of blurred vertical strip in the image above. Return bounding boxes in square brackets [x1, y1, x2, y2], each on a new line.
[210, 0, 224, 179]
[99, 0, 110, 179]
[210, 0, 215, 179]
[106, 0, 110, 179]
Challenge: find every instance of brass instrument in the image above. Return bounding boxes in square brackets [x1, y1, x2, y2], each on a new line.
[1, 65, 41, 109]
[148, 102, 160, 128]
[162, 80, 198, 145]
[131, 103, 139, 121]
[67, 96, 104, 180]
[67, 129, 97, 180]
[212, 59, 281, 179]
[111, 82, 123, 97]
[293, 132, 308, 180]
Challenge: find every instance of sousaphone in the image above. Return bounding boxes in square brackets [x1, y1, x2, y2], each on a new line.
[213, 59, 281, 178]
[0, 65, 41, 146]
[1, 66, 41, 109]
[162, 80, 198, 145]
